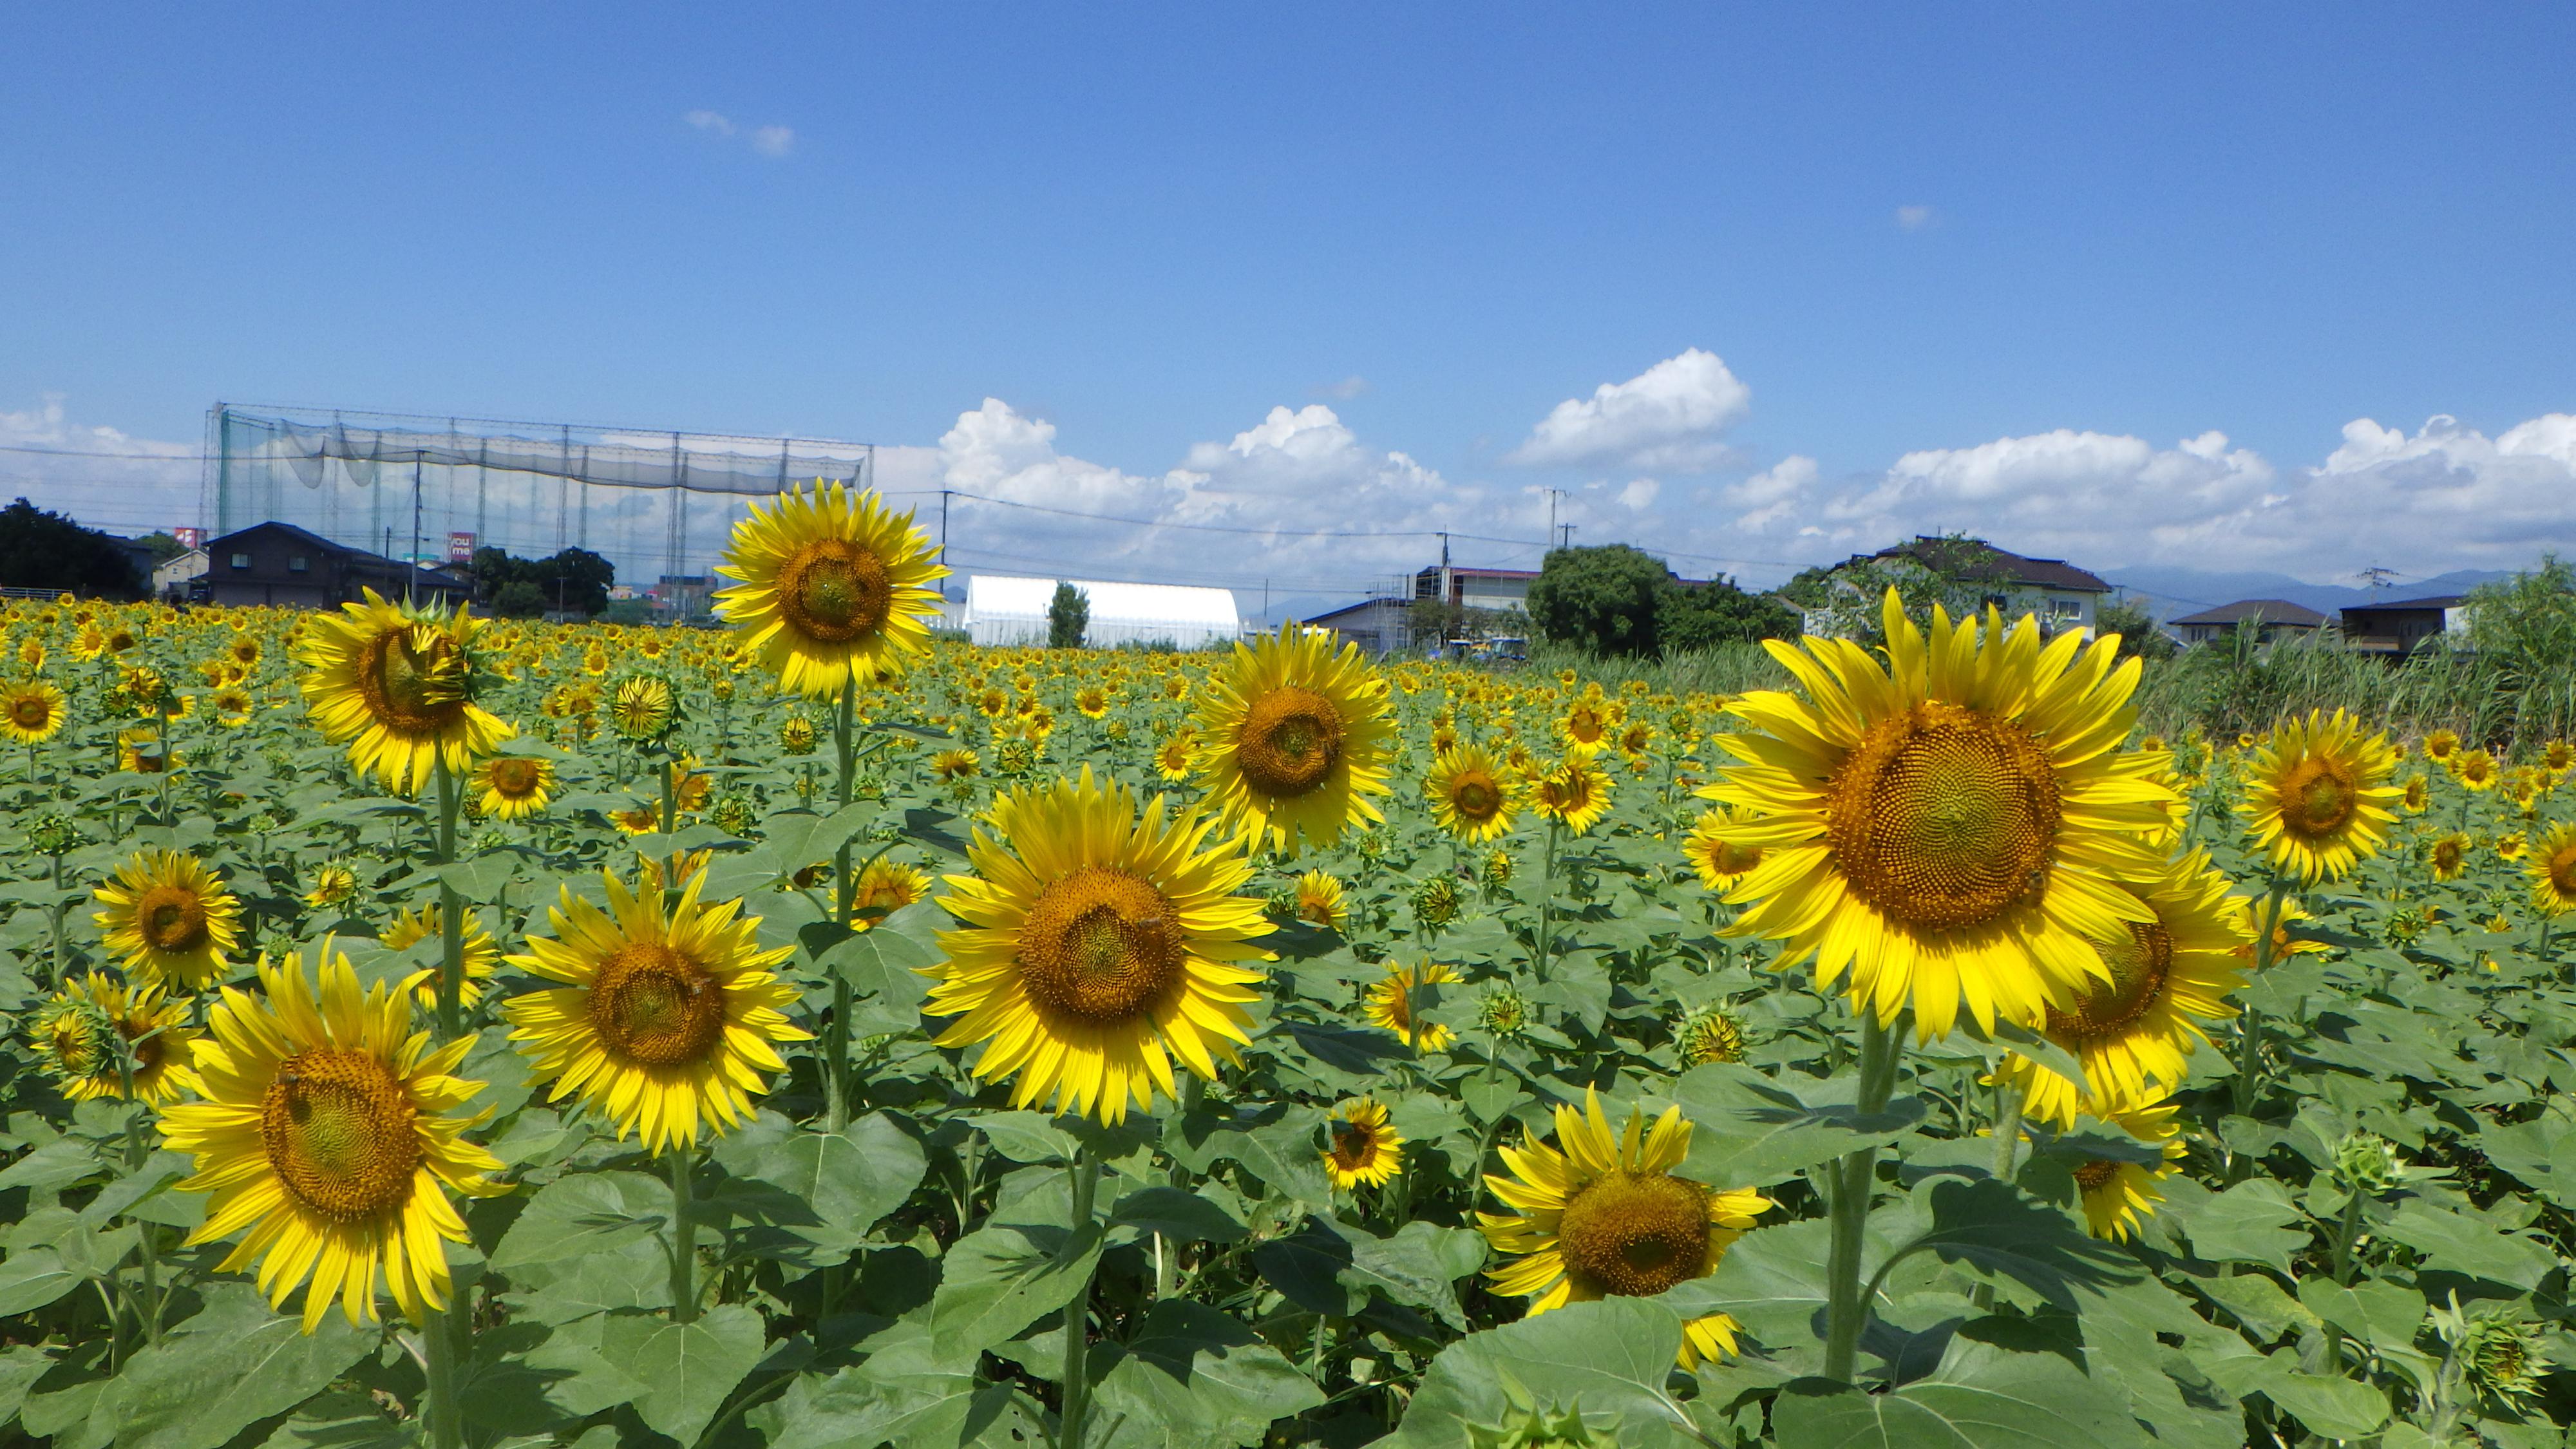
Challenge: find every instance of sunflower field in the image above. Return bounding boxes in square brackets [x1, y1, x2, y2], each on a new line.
[0, 484, 2573, 1449]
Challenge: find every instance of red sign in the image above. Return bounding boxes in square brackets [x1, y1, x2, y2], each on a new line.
[173, 527, 204, 549]
[447, 531, 477, 564]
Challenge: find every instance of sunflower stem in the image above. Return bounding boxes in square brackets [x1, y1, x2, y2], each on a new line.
[1059, 1144, 1101, 1449]
[423, 1307, 466, 1449]
[825, 674, 859, 1133]
[1533, 820, 1560, 982]
[2231, 881, 2291, 1120]
[432, 755, 465, 1041]
[668, 1142, 699, 1323]
[1821, 1010, 1904, 1385]
[1970, 1077, 2027, 1313]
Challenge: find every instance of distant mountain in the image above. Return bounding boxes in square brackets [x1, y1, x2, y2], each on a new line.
[2100, 566, 2512, 621]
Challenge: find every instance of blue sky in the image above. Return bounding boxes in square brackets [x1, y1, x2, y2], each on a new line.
[8, 5, 2575, 603]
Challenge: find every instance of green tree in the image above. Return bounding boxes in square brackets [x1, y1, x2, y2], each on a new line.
[0, 498, 146, 599]
[468, 545, 614, 617]
[1524, 545, 1671, 658]
[2465, 556, 2576, 672]
[1658, 576, 1797, 653]
[491, 579, 549, 618]
[137, 531, 192, 565]
[1048, 581, 1090, 649]
[2095, 595, 2175, 661]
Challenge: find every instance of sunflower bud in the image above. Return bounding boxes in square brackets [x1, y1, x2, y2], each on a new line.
[1481, 848, 1515, 891]
[1476, 985, 1530, 1039]
[26, 811, 82, 857]
[1411, 875, 1462, 932]
[1466, 1385, 1620, 1449]
[1676, 1003, 1749, 1066]
[2333, 1132, 2403, 1194]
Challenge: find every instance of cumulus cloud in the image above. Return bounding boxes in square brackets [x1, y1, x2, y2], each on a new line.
[0, 394, 200, 533]
[683, 110, 793, 157]
[1506, 348, 1751, 473]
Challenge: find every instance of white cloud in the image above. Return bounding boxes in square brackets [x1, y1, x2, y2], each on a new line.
[0, 393, 200, 536]
[1506, 348, 1751, 473]
[1896, 204, 1934, 231]
[1616, 478, 1660, 511]
[684, 110, 792, 158]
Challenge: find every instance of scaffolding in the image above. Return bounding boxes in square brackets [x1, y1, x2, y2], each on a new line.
[204, 404, 879, 611]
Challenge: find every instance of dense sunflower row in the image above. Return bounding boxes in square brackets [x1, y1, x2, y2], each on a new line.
[4, 485, 2576, 1446]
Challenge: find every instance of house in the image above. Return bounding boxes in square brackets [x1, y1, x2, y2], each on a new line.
[650, 575, 715, 621]
[152, 548, 208, 603]
[2339, 595, 2467, 658]
[196, 522, 472, 610]
[1804, 536, 2112, 637]
[958, 575, 1240, 650]
[1302, 597, 1414, 656]
[1414, 565, 1540, 614]
[2170, 598, 2328, 647]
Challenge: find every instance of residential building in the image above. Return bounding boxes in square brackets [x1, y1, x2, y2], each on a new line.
[196, 522, 471, 609]
[1415, 564, 1540, 613]
[2338, 595, 2467, 658]
[152, 548, 208, 603]
[1802, 536, 2111, 637]
[652, 574, 715, 620]
[2170, 598, 2328, 646]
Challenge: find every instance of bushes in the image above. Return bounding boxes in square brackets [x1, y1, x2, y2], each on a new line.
[0, 498, 146, 599]
[1524, 545, 1795, 659]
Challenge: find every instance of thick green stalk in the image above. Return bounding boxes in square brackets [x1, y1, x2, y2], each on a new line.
[668, 1143, 699, 1323]
[2230, 881, 2291, 1119]
[1821, 1012, 1904, 1384]
[661, 750, 680, 836]
[824, 676, 859, 1132]
[1059, 1146, 1101, 1449]
[433, 757, 465, 1041]
[1533, 821, 1560, 981]
[422, 1309, 466, 1449]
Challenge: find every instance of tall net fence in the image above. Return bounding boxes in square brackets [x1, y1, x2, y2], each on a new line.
[206, 404, 878, 605]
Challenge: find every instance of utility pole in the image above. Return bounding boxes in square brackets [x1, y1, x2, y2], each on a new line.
[2358, 565, 2397, 596]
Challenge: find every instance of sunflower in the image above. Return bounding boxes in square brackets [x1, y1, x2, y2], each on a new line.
[2401, 774, 2430, 813]
[2451, 748, 2499, 792]
[1074, 687, 1110, 720]
[2546, 740, 2575, 777]
[1701, 592, 2174, 1041]
[609, 803, 663, 837]
[1480, 1090, 1770, 1369]
[2423, 728, 2460, 762]
[925, 770, 1270, 1122]
[379, 904, 502, 1012]
[29, 974, 198, 1104]
[1675, 1003, 1748, 1066]
[712, 480, 948, 698]
[779, 714, 819, 754]
[95, 849, 243, 990]
[849, 858, 931, 929]
[1321, 1097, 1403, 1190]
[477, 754, 556, 820]
[1558, 696, 1618, 754]
[117, 726, 175, 773]
[211, 687, 254, 727]
[2239, 709, 2402, 884]
[1361, 960, 1458, 1052]
[0, 677, 67, 744]
[1425, 744, 1519, 844]
[2239, 897, 2330, 966]
[2069, 1090, 2186, 1242]
[1294, 868, 1349, 931]
[1529, 755, 1613, 835]
[1987, 849, 2250, 1128]
[1191, 624, 1395, 854]
[2430, 831, 2472, 882]
[2528, 824, 2576, 916]
[1680, 806, 1767, 891]
[159, 947, 500, 1331]
[609, 676, 676, 742]
[502, 866, 809, 1154]
[1152, 733, 1195, 782]
[304, 864, 359, 911]
[297, 590, 512, 794]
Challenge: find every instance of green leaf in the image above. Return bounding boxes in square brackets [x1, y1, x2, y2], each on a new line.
[0, 1344, 55, 1432]
[0, 1137, 106, 1192]
[757, 1318, 1039, 1449]
[0, 1247, 79, 1317]
[97, 1282, 376, 1449]
[2191, 1271, 2316, 1343]
[1340, 1220, 1484, 1331]
[929, 1219, 1106, 1361]
[2201, 1350, 2391, 1440]
[1171, 1102, 1334, 1208]
[489, 1170, 667, 1272]
[600, 1303, 767, 1446]
[1770, 1331, 2145, 1448]
[816, 922, 938, 1013]
[2171, 1179, 2308, 1273]
[1386, 1297, 1698, 1449]
[1252, 1220, 1361, 1317]
[252, 1388, 415, 1449]
[1107, 1186, 1247, 1245]
[1089, 1300, 1324, 1448]
[1888, 1177, 2142, 1309]
[1667, 1063, 1927, 1188]
[972, 1111, 1081, 1166]
[1662, 1217, 1846, 1350]
[721, 1113, 928, 1255]
[2476, 1114, 2576, 1208]
[2379, 1202, 2555, 1289]
[2297, 1278, 2425, 1357]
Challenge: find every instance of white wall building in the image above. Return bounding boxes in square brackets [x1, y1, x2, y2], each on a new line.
[960, 575, 1240, 650]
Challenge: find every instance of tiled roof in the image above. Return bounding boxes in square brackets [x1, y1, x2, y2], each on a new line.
[1866, 536, 2111, 592]
[2170, 598, 2327, 628]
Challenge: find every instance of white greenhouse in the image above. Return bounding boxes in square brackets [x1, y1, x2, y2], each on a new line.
[958, 575, 1241, 650]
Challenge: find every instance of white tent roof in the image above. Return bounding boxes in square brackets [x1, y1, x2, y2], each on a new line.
[961, 575, 1239, 649]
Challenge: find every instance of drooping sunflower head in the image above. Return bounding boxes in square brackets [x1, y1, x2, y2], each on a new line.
[1321, 1097, 1405, 1191]
[31, 974, 198, 1104]
[2238, 708, 2402, 882]
[1996, 848, 2251, 1128]
[1529, 755, 1613, 835]
[1703, 591, 2176, 1039]
[0, 677, 68, 744]
[379, 904, 502, 1014]
[93, 849, 244, 990]
[1294, 868, 1349, 931]
[1478, 1089, 1770, 1369]
[305, 864, 360, 911]
[475, 753, 556, 820]
[2069, 1088, 2186, 1242]
[2528, 823, 2576, 916]
[779, 713, 820, 754]
[502, 866, 810, 1155]
[158, 945, 502, 1331]
[932, 746, 981, 781]
[297, 591, 513, 795]
[924, 769, 1273, 1124]
[1426, 744, 1519, 844]
[849, 858, 931, 929]
[1191, 624, 1395, 854]
[713, 480, 948, 698]
[2430, 831, 2472, 882]
[2401, 773, 2430, 813]
[1675, 1002, 1748, 1066]
[1361, 960, 1459, 1052]
[1680, 806, 1766, 891]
